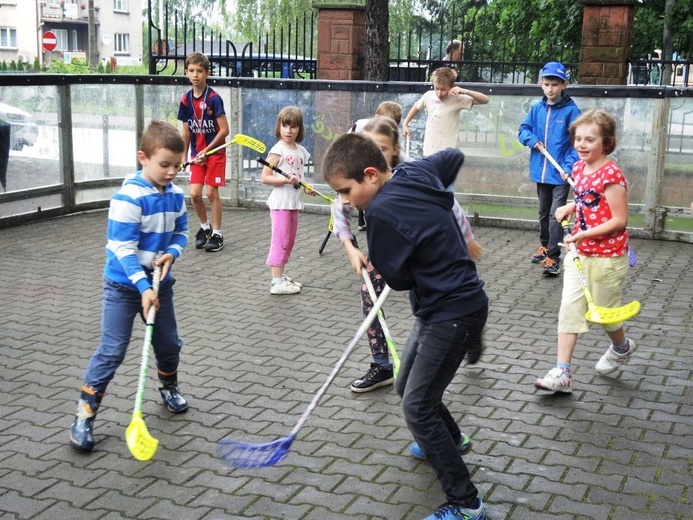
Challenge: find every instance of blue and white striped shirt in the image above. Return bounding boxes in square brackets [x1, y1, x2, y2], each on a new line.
[104, 172, 188, 293]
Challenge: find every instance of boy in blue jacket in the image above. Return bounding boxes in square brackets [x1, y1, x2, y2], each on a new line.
[518, 61, 581, 276]
[69, 121, 189, 452]
[322, 133, 489, 520]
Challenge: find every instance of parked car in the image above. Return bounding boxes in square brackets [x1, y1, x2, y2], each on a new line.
[0, 102, 39, 151]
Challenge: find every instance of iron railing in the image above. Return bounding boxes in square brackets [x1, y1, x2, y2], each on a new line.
[146, 1, 690, 86]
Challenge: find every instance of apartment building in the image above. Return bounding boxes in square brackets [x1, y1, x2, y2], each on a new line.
[0, 0, 143, 68]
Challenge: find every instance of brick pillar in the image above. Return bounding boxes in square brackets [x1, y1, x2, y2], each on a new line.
[311, 1, 366, 179]
[579, 0, 638, 85]
[313, 0, 366, 80]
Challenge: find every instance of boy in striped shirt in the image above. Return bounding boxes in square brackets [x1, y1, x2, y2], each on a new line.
[69, 121, 190, 452]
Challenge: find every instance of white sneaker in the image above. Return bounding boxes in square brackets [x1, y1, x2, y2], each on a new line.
[595, 339, 636, 374]
[534, 367, 572, 393]
[282, 275, 302, 288]
[270, 279, 301, 295]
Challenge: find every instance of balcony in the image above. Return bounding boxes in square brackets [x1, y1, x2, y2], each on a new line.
[41, 3, 99, 22]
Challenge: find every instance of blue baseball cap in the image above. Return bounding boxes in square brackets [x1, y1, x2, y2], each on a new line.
[541, 62, 567, 81]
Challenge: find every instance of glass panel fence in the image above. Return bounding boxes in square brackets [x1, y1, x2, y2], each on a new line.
[1, 80, 691, 239]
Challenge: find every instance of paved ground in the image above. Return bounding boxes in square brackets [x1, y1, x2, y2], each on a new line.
[0, 207, 691, 520]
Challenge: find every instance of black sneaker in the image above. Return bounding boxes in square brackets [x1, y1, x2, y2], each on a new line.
[542, 257, 560, 276]
[205, 232, 224, 252]
[195, 227, 212, 249]
[350, 363, 394, 393]
[531, 245, 548, 264]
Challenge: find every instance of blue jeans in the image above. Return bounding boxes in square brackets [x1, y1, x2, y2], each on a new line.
[395, 305, 488, 503]
[537, 183, 571, 260]
[83, 277, 183, 394]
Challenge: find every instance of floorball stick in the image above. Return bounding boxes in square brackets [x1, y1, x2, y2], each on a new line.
[180, 134, 267, 169]
[561, 220, 641, 325]
[216, 284, 392, 469]
[361, 267, 401, 378]
[125, 264, 161, 461]
[537, 143, 575, 187]
[318, 212, 334, 255]
[257, 157, 335, 203]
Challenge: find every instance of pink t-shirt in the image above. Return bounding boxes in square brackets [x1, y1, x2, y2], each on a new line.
[571, 159, 629, 257]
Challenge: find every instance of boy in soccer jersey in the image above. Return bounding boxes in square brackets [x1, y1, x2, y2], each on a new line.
[178, 52, 230, 252]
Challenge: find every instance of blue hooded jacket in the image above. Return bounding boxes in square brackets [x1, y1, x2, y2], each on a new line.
[366, 148, 488, 323]
[518, 92, 581, 185]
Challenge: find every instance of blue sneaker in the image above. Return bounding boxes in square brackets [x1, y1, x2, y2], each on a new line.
[410, 433, 472, 460]
[423, 499, 486, 520]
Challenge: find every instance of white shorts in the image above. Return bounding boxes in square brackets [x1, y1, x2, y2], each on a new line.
[558, 253, 630, 334]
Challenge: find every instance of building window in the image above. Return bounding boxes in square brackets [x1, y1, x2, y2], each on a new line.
[114, 0, 128, 12]
[0, 27, 17, 48]
[114, 33, 129, 54]
[72, 30, 79, 50]
[55, 29, 69, 51]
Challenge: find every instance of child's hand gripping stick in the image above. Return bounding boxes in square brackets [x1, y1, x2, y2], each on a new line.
[257, 157, 335, 203]
[537, 144, 575, 187]
[180, 134, 267, 170]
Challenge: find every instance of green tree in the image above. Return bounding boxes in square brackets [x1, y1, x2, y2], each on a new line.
[632, 0, 693, 59]
[224, 0, 315, 52]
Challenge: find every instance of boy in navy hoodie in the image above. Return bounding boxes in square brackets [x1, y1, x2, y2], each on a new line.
[518, 61, 581, 276]
[322, 133, 489, 520]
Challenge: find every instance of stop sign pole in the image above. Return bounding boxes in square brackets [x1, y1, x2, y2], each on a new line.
[42, 31, 57, 52]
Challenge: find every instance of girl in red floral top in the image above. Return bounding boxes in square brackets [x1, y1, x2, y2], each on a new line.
[535, 110, 635, 393]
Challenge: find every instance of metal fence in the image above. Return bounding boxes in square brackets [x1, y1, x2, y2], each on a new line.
[147, 0, 316, 79]
[146, 1, 690, 87]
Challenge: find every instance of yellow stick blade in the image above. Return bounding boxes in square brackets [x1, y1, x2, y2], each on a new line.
[125, 411, 159, 461]
[231, 134, 266, 153]
[586, 300, 641, 325]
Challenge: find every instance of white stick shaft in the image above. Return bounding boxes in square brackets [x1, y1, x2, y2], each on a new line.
[134, 265, 161, 414]
[288, 284, 392, 437]
[361, 268, 394, 341]
[539, 146, 575, 187]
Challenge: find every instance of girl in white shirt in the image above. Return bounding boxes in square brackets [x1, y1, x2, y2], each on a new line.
[261, 106, 311, 295]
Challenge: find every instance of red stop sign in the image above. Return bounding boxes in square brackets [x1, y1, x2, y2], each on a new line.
[42, 31, 58, 52]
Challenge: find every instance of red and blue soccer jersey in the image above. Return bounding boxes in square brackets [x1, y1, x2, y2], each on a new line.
[177, 86, 226, 156]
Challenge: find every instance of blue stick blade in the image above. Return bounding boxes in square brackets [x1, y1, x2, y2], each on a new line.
[216, 436, 294, 469]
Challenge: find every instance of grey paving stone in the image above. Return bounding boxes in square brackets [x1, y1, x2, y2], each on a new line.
[0, 207, 691, 519]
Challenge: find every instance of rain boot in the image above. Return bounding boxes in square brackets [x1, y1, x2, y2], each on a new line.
[158, 372, 189, 413]
[69, 387, 103, 452]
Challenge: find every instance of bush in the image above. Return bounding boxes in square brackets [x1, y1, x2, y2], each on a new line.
[47, 60, 90, 74]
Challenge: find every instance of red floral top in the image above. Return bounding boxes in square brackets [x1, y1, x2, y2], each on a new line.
[571, 159, 629, 258]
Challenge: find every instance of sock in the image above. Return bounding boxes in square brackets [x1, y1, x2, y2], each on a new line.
[272, 277, 283, 285]
[557, 362, 571, 376]
[200, 222, 210, 230]
[212, 229, 222, 237]
[612, 339, 629, 354]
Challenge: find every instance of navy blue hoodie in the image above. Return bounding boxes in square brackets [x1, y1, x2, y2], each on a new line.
[366, 148, 488, 323]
